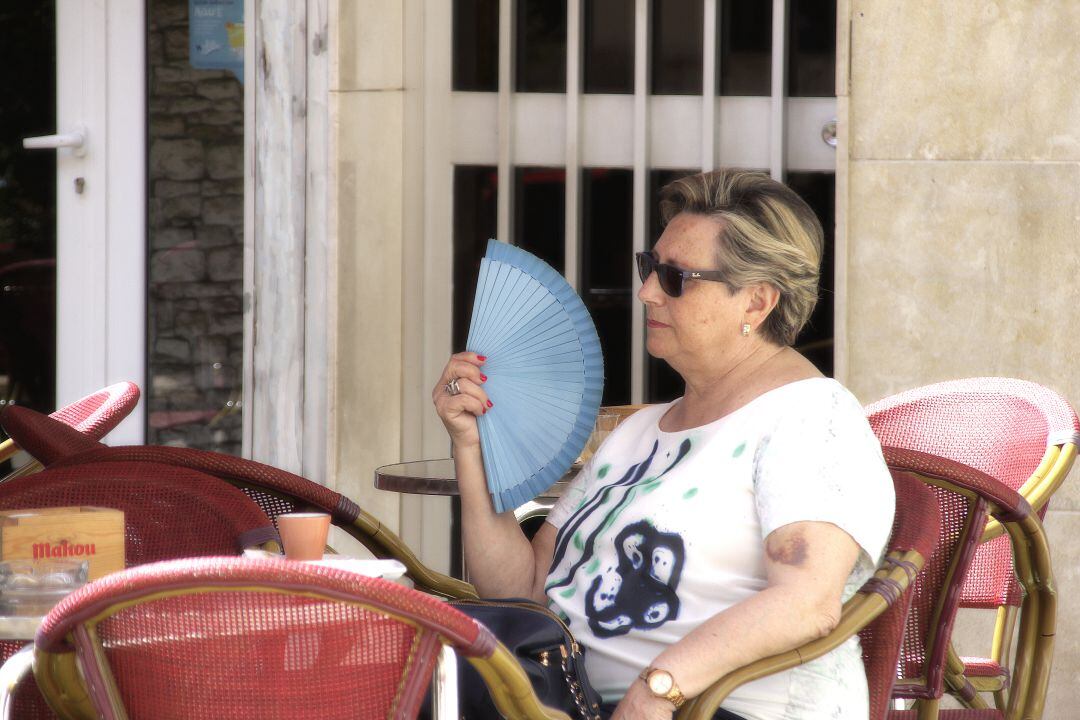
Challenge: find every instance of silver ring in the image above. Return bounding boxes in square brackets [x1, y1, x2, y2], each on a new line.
[445, 377, 461, 396]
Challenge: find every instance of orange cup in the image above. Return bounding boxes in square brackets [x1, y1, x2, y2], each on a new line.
[277, 512, 331, 561]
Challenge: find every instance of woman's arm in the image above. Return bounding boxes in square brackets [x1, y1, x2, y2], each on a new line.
[613, 519, 860, 720]
[454, 443, 557, 600]
[433, 352, 555, 600]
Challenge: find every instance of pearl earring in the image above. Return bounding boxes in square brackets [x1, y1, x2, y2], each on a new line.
[741, 322, 751, 337]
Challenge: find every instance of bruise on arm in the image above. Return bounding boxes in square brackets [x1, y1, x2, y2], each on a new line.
[765, 529, 809, 567]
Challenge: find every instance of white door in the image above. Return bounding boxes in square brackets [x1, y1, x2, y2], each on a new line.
[13, 0, 146, 443]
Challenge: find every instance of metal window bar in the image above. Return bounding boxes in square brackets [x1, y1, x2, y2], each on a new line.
[487, 0, 800, 403]
[565, 0, 583, 290]
[770, 0, 789, 180]
[497, 0, 515, 244]
[701, 0, 717, 172]
[630, 0, 652, 404]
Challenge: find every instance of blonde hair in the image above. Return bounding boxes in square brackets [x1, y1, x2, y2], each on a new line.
[658, 169, 823, 346]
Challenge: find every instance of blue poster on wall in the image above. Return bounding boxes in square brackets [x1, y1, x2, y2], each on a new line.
[189, 0, 244, 82]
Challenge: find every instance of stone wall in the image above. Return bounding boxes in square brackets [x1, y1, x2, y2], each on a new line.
[839, 1, 1080, 716]
[146, 0, 244, 454]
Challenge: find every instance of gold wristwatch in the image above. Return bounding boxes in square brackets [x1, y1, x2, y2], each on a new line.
[639, 667, 685, 709]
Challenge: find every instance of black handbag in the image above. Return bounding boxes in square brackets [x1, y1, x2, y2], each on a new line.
[447, 598, 604, 720]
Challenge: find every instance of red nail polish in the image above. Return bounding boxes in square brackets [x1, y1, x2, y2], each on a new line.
[480, 374, 487, 382]
[477, 355, 487, 361]
[486, 400, 493, 408]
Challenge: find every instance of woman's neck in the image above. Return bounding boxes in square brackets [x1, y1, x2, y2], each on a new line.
[663, 344, 817, 430]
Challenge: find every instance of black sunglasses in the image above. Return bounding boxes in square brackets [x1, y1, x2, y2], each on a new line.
[634, 252, 728, 298]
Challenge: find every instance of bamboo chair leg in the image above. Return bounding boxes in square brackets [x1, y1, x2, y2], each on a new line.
[944, 646, 989, 709]
[989, 605, 1018, 713]
[993, 687, 1008, 714]
[915, 697, 939, 720]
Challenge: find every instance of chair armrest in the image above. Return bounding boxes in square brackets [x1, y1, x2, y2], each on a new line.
[675, 548, 926, 720]
[346, 514, 479, 600]
[981, 442, 1077, 543]
[881, 447, 1031, 522]
[0, 439, 17, 466]
[0, 644, 33, 720]
[467, 642, 573, 720]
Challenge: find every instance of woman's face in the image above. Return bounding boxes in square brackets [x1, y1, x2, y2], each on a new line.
[638, 213, 755, 373]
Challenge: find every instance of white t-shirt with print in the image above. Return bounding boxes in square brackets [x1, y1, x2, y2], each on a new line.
[544, 378, 895, 720]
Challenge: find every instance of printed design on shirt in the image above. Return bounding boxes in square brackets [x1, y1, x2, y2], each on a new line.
[585, 519, 685, 637]
[546, 438, 692, 634]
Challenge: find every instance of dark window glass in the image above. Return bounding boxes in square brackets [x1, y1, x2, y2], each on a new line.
[645, 169, 695, 403]
[647, 168, 696, 262]
[147, 0, 245, 455]
[788, 0, 835, 97]
[582, 169, 633, 405]
[452, 166, 498, 353]
[583, 0, 634, 94]
[513, 167, 565, 273]
[516, 0, 567, 92]
[0, 3, 56, 422]
[719, 0, 771, 95]
[785, 172, 835, 376]
[453, 0, 499, 91]
[651, 0, 703, 95]
[450, 165, 497, 581]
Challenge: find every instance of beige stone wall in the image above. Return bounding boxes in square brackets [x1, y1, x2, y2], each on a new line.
[840, 2, 1080, 715]
[329, 1, 406, 535]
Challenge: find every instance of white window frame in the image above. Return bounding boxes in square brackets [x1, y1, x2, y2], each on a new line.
[403, 0, 838, 567]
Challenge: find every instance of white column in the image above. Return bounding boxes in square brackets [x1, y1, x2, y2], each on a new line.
[247, 0, 309, 473]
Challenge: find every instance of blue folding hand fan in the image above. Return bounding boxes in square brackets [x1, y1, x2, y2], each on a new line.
[466, 239, 604, 513]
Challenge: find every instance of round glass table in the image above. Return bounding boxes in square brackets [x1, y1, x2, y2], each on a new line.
[373, 458, 574, 499]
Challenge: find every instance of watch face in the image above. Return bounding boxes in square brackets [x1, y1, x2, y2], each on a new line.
[648, 671, 674, 695]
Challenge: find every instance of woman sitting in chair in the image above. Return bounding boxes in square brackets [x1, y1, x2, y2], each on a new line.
[433, 169, 895, 720]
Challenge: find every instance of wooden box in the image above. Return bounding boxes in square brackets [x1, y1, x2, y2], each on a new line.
[0, 507, 125, 581]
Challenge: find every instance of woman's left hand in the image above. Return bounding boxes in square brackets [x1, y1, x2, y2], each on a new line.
[610, 680, 676, 720]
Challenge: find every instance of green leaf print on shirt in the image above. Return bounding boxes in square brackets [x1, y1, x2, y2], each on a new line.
[640, 478, 663, 494]
[683, 487, 698, 500]
[597, 464, 611, 479]
[733, 442, 746, 458]
[586, 558, 600, 574]
[573, 532, 584, 551]
[559, 586, 577, 598]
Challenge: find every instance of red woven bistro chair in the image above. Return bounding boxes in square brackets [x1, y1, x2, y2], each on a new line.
[866, 378, 1078, 712]
[0, 406, 278, 720]
[1, 401, 474, 600]
[32, 557, 569, 720]
[0, 381, 140, 480]
[677, 468, 940, 720]
[47, 445, 475, 601]
[881, 448, 1056, 720]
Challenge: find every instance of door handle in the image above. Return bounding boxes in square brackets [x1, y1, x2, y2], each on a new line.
[22, 125, 87, 157]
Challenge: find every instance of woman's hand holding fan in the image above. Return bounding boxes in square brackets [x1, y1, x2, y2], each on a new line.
[432, 352, 489, 449]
